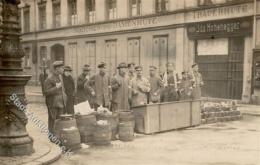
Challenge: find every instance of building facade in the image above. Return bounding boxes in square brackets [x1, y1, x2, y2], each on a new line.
[19, 0, 260, 102]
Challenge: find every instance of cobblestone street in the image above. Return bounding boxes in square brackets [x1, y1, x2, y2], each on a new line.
[26, 103, 260, 165]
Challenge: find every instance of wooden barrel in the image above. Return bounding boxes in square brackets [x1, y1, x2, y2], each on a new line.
[119, 122, 134, 142]
[96, 113, 119, 140]
[119, 111, 135, 128]
[53, 114, 77, 139]
[93, 124, 111, 146]
[75, 114, 96, 143]
[60, 127, 81, 150]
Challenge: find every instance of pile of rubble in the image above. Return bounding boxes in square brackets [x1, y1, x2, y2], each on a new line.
[201, 101, 243, 124]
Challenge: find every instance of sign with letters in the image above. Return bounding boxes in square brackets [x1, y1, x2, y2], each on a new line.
[187, 17, 253, 39]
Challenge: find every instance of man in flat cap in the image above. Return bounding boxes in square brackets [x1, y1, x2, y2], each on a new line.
[110, 62, 131, 112]
[62, 66, 75, 114]
[44, 61, 66, 140]
[87, 62, 111, 110]
[130, 66, 150, 107]
[191, 63, 204, 99]
[148, 66, 163, 103]
[161, 62, 179, 102]
[128, 63, 136, 81]
[76, 64, 92, 104]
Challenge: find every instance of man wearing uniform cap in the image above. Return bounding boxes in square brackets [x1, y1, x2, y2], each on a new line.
[62, 66, 75, 114]
[130, 66, 150, 107]
[87, 62, 111, 110]
[161, 62, 179, 102]
[44, 61, 66, 141]
[191, 63, 204, 99]
[111, 62, 131, 112]
[149, 66, 163, 103]
[76, 64, 92, 104]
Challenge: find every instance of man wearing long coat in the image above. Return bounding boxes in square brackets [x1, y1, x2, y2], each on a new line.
[130, 66, 150, 107]
[87, 62, 111, 110]
[76, 65, 92, 104]
[111, 63, 131, 112]
[63, 66, 75, 114]
[191, 63, 204, 99]
[44, 61, 65, 138]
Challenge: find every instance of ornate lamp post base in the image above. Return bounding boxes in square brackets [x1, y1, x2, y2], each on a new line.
[0, 0, 34, 156]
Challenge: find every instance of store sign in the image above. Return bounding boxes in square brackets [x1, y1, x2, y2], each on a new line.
[191, 3, 253, 20]
[75, 17, 159, 34]
[187, 17, 252, 39]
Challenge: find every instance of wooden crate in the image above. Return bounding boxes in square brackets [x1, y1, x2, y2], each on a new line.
[132, 100, 201, 134]
[132, 104, 160, 134]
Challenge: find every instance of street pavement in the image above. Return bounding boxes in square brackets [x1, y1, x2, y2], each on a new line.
[25, 103, 260, 165]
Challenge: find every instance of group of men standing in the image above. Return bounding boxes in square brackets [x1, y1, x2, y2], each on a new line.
[42, 60, 203, 138]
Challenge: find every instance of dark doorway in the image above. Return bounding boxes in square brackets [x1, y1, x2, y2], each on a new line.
[50, 44, 65, 63]
[195, 37, 244, 99]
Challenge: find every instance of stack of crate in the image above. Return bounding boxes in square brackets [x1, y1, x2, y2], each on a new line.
[201, 101, 243, 124]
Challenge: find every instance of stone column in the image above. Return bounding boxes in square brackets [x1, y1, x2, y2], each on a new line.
[46, 0, 53, 29]
[0, 0, 34, 156]
[61, 0, 68, 26]
[77, 0, 86, 24]
[96, 0, 106, 22]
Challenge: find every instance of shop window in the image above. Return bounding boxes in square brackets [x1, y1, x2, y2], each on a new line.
[127, 38, 140, 65]
[86, 0, 96, 23]
[23, 7, 30, 33]
[52, 1, 61, 28]
[152, 36, 168, 73]
[197, 38, 228, 56]
[129, 0, 141, 17]
[24, 47, 30, 68]
[38, 3, 46, 30]
[40, 46, 47, 66]
[68, 0, 78, 25]
[155, 0, 169, 13]
[107, 0, 117, 20]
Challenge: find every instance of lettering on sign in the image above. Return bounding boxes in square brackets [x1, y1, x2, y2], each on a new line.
[187, 17, 252, 39]
[192, 3, 253, 20]
[75, 17, 158, 34]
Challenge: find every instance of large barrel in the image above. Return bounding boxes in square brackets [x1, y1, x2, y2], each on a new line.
[96, 113, 119, 140]
[119, 122, 134, 142]
[93, 124, 111, 146]
[75, 114, 96, 143]
[119, 111, 135, 127]
[53, 114, 77, 139]
[60, 127, 81, 150]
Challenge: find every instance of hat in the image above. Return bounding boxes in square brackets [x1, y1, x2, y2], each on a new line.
[191, 63, 198, 68]
[98, 62, 106, 68]
[135, 66, 142, 71]
[83, 64, 91, 71]
[149, 66, 157, 70]
[128, 63, 135, 68]
[52, 61, 64, 68]
[64, 66, 72, 71]
[117, 62, 127, 69]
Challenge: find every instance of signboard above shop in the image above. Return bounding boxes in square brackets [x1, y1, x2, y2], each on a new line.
[187, 17, 253, 39]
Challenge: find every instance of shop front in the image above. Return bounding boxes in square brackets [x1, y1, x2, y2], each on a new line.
[187, 17, 253, 100]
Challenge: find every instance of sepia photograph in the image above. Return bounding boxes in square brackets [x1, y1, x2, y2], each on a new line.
[0, 0, 259, 164]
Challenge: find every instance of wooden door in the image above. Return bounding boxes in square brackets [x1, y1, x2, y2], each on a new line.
[105, 40, 117, 76]
[152, 36, 168, 73]
[195, 37, 244, 99]
[127, 38, 140, 65]
[227, 37, 244, 99]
